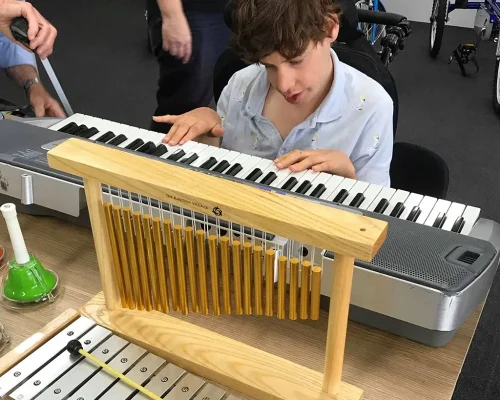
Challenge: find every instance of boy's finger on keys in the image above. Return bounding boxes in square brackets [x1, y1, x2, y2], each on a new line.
[153, 114, 179, 123]
[168, 124, 192, 145]
[180, 121, 206, 144]
[275, 150, 308, 168]
[289, 154, 323, 172]
[162, 124, 179, 143]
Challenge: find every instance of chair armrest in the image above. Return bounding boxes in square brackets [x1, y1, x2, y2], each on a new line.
[357, 9, 406, 26]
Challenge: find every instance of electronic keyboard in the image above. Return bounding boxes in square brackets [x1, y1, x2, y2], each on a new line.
[0, 114, 498, 347]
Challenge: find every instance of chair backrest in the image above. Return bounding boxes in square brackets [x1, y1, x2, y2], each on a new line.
[215, 0, 399, 137]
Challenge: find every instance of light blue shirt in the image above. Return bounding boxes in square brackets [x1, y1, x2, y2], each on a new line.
[217, 48, 394, 187]
[0, 32, 36, 69]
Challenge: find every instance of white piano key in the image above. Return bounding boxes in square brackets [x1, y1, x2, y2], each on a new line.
[209, 150, 241, 172]
[399, 193, 424, 220]
[234, 155, 262, 179]
[441, 203, 466, 231]
[357, 184, 383, 210]
[49, 113, 86, 130]
[383, 189, 410, 216]
[242, 158, 274, 180]
[201, 148, 230, 168]
[190, 145, 221, 167]
[178, 143, 208, 162]
[256, 163, 292, 187]
[318, 174, 344, 200]
[99, 353, 165, 399]
[459, 206, 481, 235]
[160, 141, 198, 159]
[36, 335, 129, 400]
[10, 325, 112, 400]
[424, 199, 451, 227]
[163, 374, 205, 399]
[131, 363, 186, 399]
[303, 172, 336, 196]
[290, 169, 321, 192]
[0, 316, 96, 398]
[415, 196, 438, 224]
[342, 180, 370, 206]
[365, 186, 397, 212]
[326, 177, 357, 202]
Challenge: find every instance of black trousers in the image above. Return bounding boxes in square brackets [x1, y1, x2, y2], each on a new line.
[147, 5, 231, 133]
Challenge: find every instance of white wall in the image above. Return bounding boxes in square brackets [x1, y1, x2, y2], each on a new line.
[381, 0, 478, 28]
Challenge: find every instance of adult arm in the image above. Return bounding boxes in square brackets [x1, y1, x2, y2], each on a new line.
[155, 0, 192, 63]
[0, 0, 57, 59]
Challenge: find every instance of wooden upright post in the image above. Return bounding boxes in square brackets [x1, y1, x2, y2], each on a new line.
[83, 178, 121, 309]
[322, 254, 356, 395]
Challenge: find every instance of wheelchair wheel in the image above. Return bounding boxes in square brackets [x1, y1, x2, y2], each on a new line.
[429, 0, 448, 58]
[493, 59, 500, 114]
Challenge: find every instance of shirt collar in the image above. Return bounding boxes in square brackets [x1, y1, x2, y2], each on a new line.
[244, 48, 346, 126]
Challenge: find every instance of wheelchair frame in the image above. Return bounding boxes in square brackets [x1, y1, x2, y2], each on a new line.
[429, 0, 500, 114]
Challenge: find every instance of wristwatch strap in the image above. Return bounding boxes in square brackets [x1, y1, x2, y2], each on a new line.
[24, 77, 40, 94]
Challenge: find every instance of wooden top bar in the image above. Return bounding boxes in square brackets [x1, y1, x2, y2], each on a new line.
[47, 138, 387, 261]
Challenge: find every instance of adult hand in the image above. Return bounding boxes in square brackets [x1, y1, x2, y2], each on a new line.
[161, 13, 192, 64]
[274, 149, 356, 179]
[153, 107, 224, 145]
[28, 83, 65, 117]
[0, 0, 57, 59]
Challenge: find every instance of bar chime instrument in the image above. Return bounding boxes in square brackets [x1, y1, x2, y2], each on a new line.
[0, 138, 387, 400]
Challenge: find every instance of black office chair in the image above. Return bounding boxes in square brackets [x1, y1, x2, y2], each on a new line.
[214, 0, 449, 199]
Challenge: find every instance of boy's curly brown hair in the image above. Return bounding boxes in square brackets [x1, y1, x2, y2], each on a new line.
[230, 0, 342, 64]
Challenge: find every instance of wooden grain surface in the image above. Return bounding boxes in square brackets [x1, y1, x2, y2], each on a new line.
[0, 213, 484, 400]
[47, 138, 387, 261]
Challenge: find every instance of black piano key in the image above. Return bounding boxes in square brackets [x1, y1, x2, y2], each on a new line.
[373, 198, 389, 213]
[332, 189, 349, 203]
[432, 212, 446, 228]
[180, 153, 199, 164]
[225, 163, 243, 176]
[199, 157, 218, 170]
[95, 131, 115, 143]
[72, 125, 89, 136]
[58, 122, 77, 133]
[137, 141, 157, 154]
[349, 193, 365, 208]
[167, 150, 186, 161]
[212, 160, 230, 173]
[295, 180, 312, 194]
[260, 172, 277, 185]
[125, 138, 144, 150]
[389, 202, 405, 217]
[151, 144, 168, 157]
[406, 206, 421, 222]
[451, 217, 465, 233]
[107, 134, 127, 146]
[65, 123, 82, 135]
[310, 184, 326, 198]
[246, 168, 263, 182]
[80, 127, 99, 138]
[281, 177, 298, 191]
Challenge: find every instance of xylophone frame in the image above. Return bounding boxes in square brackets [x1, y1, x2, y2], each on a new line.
[43, 138, 387, 400]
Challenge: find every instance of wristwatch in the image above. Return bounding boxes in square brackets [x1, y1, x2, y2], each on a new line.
[23, 77, 40, 95]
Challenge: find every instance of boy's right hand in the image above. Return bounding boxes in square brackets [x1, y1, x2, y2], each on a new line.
[153, 107, 224, 145]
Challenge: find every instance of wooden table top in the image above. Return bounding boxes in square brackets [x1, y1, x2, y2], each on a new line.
[0, 213, 483, 400]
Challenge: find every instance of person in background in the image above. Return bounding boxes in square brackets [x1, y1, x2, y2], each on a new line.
[0, 0, 64, 118]
[147, 0, 230, 133]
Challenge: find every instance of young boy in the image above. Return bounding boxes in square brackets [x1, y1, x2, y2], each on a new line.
[153, 0, 393, 187]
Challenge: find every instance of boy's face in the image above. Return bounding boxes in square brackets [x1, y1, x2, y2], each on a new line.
[259, 17, 339, 106]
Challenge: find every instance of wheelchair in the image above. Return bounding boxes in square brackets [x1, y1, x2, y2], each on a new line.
[215, 0, 449, 199]
[429, 0, 500, 114]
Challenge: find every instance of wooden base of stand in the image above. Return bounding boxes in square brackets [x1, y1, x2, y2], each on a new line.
[80, 292, 364, 400]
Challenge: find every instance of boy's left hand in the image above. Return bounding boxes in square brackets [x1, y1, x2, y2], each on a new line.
[274, 149, 356, 179]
